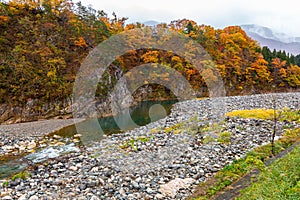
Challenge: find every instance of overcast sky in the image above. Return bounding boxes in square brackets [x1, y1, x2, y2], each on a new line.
[77, 0, 300, 37]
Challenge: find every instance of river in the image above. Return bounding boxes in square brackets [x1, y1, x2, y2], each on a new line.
[0, 100, 177, 179]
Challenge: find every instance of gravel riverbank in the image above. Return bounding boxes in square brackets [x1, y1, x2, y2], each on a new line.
[0, 119, 83, 157]
[0, 93, 299, 200]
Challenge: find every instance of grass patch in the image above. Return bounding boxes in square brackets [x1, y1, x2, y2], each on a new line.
[198, 122, 223, 134]
[281, 128, 300, 145]
[150, 115, 224, 137]
[189, 127, 300, 200]
[280, 109, 300, 122]
[238, 144, 300, 200]
[225, 109, 277, 120]
[202, 136, 216, 144]
[226, 108, 300, 123]
[119, 136, 154, 151]
[161, 116, 205, 135]
[164, 123, 182, 133]
[217, 131, 232, 145]
[2, 181, 9, 187]
[162, 120, 225, 141]
[149, 128, 161, 134]
[11, 171, 31, 181]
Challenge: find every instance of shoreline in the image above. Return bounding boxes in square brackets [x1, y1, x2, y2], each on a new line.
[0, 92, 299, 199]
[0, 118, 84, 138]
[0, 119, 84, 159]
[1, 91, 296, 126]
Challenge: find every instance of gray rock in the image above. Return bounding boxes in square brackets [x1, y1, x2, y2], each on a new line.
[146, 187, 154, 194]
[131, 181, 140, 189]
[79, 184, 86, 190]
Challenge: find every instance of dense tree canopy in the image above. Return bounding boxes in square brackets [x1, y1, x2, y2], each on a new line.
[0, 1, 300, 107]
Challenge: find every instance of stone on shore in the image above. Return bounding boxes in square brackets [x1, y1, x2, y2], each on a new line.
[159, 178, 195, 198]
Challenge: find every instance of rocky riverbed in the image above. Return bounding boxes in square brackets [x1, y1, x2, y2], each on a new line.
[0, 119, 83, 158]
[0, 93, 299, 200]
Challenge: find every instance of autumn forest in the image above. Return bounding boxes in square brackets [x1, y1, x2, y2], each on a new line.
[1, 0, 300, 113]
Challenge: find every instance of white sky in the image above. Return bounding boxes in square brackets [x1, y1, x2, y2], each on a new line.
[77, 0, 300, 37]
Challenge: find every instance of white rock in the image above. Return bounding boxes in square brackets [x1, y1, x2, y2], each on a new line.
[18, 145, 26, 151]
[18, 194, 26, 200]
[159, 178, 195, 198]
[69, 166, 78, 171]
[29, 195, 39, 200]
[53, 135, 61, 139]
[119, 188, 125, 195]
[75, 163, 82, 168]
[155, 194, 165, 199]
[27, 141, 36, 149]
[90, 195, 100, 200]
[98, 178, 105, 185]
[91, 167, 98, 172]
[74, 134, 82, 138]
[3, 146, 14, 151]
[146, 187, 154, 194]
[2, 196, 12, 200]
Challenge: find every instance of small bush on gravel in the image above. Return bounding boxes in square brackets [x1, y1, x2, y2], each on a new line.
[11, 171, 31, 181]
[202, 136, 216, 144]
[217, 131, 232, 145]
[2, 181, 9, 187]
[280, 109, 300, 122]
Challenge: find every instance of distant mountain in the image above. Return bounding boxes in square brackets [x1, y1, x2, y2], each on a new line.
[241, 24, 300, 55]
[143, 20, 160, 27]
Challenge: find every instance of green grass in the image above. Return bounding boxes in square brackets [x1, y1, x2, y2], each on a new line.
[217, 131, 232, 145]
[190, 128, 300, 200]
[164, 123, 182, 133]
[11, 171, 31, 181]
[2, 181, 9, 187]
[238, 144, 300, 200]
[203, 151, 266, 197]
[119, 136, 154, 151]
[202, 136, 216, 144]
[280, 109, 300, 122]
[150, 115, 224, 136]
[198, 122, 223, 134]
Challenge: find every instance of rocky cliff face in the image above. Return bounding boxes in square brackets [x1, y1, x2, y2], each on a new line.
[0, 66, 168, 124]
[0, 99, 73, 124]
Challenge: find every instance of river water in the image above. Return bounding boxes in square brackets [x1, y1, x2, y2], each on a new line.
[0, 100, 177, 179]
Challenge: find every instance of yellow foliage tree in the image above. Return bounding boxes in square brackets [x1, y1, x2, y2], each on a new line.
[285, 65, 300, 87]
[246, 54, 271, 87]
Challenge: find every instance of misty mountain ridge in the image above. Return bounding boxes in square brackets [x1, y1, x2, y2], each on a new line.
[139, 22, 300, 55]
[241, 24, 300, 55]
[143, 20, 160, 26]
[241, 24, 300, 43]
